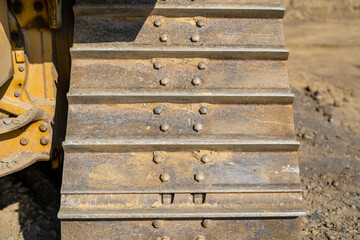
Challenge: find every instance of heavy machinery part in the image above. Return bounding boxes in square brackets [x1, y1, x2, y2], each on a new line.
[59, 0, 305, 239]
[0, 0, 13, 87]
[0, 0, 59, 177]
[8, 0, 61, 29]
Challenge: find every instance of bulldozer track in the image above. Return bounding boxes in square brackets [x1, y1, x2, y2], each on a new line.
[59, 0, 305, 239]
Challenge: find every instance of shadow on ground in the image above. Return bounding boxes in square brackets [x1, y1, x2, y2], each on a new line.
[0, 163, 60, 240]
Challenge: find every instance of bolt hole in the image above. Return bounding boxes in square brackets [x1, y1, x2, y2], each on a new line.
[33, 1, 44, 12]
[18, 83, 22, 87]
[11, 0, 23, 14]
[10, 31, 19, 41]
[16, 41, 23, 48]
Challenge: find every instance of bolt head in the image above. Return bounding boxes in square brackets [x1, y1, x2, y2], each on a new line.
[196, 236, 206, 240]
[154, 19, 163, 27]
[39, 122, 49, 132]
[196, 19, 205, 28]
[195, 172, 205, 182]
[154, 62, 162, 70]
[198, 62, 206, 70]
[20, 136, 29, 146]
[202, 219, 211, 228]
[192, 77, 202, 86]
[193, 123, 203, 132]
[18, 65, 25, 72]
[14, 90, 21, 97]
[160, 124, 170, 132]
[16, 41, 23, 48]
[161, 237, 170, 240]
[199, 106, 208, 115]
[160, 34, 168, 42]
[160, 78, 169, 86]
[160, 173, 170, 182]
[191, 34, 200, 42]
[3, 118, 12, 125]
[153, 155, 163, 164]
[154, 106, 164, 115]
[153, 220, 163, 228]
[40, 136, 49, 146]
[201, 154, 210, 163]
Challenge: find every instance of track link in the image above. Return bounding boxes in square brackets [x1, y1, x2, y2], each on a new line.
[59, 0, 305, 239]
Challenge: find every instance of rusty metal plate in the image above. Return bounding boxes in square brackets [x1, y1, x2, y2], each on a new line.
[65, 103, 295, 138]
[61, 217, 302, 240]
[61, 151, 301, 193]
[63, 102, 298, 152]
[69, 59, 289, 93]
[74, 17, 284, 46]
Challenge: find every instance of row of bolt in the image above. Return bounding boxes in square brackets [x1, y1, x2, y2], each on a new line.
[159, 76, 204, 86]
[154, 61, 207, 87]
[154, 17, 204, 43]
[20, 122, 49, 146]
[159, 32, 202, 43]
[158, 171, 205, 183]
[153, 219, 211, 238]
[154, 61, 206, 70]
[160, 123, 203, 132]
[154, 105, 209, 181]
[153, 154, 210, 164]
[154, 106, 208, 132]
[154, 153, 210, 183]
[14, 65, 25, 98]
[154, 18, 204, 28]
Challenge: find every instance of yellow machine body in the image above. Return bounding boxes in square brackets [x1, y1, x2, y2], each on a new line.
[0, 0, 58, 176]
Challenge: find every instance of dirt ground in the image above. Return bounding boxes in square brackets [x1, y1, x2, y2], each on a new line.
[286, 1, 360, 238]
[0, 1, 359, 240]
[286, 20, 360, 240]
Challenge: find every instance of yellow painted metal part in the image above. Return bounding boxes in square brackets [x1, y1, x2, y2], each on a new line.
[8, 0, 59, 29]
[0, 0, 14, 86]
[0, 9, 57, 176]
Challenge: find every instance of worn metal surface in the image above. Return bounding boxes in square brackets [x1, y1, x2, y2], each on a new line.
[66, 104, 295, 137]
[70, 59, 290, 92]
[61, 151, 301, 193]
[60, 1, 304, 239]
[62, 218, 302, 240]
[74, 18, 284, 45]
[59, 192, 305, 218]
